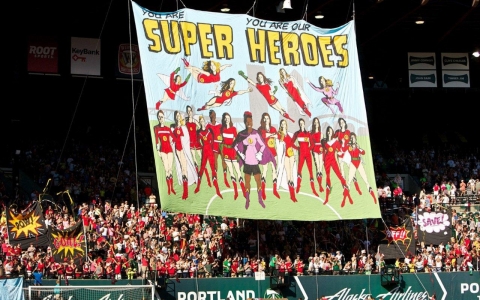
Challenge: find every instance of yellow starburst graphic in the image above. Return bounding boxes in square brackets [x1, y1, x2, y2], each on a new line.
[381, 224, 412, 248]
[51, 230, 85, 260]
[8, 210, 44, 239]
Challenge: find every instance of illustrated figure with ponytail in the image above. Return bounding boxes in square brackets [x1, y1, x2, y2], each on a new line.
[257, 113, 281, 200]
[185, 105, 204, 181]
[171, 111, 198, 200]
[221, 113, 246, 200]
[306, 76, 343, 115]
[346, 132, 377, 203]
[321, 126, 352, 207]
[292, 118, 319, 196]
[153, 110, 176, 195]
[238, 70, 294, 122]
[155, 67, 191, 110]
[181, 59, 231, 84]
[310, 117, 325, 193]
[206, 110, 230, 188]
[334, 118, 351, 179]
[278, 68, 312, 118]
[197, 78, 252, 111]
[194, 115, 223, 199]
[276, 119, 298, 202]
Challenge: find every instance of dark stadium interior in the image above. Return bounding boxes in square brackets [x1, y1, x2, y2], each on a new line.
[6, 0, 480, 160]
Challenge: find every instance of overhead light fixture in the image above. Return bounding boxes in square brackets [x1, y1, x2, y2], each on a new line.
[473, 0, 479, 7]
[473, 51, 480, 58]
[315, 11, 324, 19]
[220, 4, 230, 12]
[421, 0, 429, 5]
[415, 17, 424, 25]
[368, 74, 374, 80]
[282, 0, 292, 9]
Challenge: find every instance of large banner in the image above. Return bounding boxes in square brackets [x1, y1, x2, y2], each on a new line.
[379, 217, 416, 259]
[132, 2, 380, 221]
[50, 220, 86, 266]
[6, 202, 50, 250]
[416, 207, 452, 247]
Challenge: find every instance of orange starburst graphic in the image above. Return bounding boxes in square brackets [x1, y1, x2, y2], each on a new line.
[8, 210, 44, 239]
[381, 224, 412, 248]
[51, 230, 85, 260]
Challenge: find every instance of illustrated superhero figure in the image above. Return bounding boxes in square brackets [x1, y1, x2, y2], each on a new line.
[306, 76, 343, 115]
[278, 68, 312, 117]
[276, 119, 298, 202]
[292, 118, 319, 197]
[346, 132, 376, 203]
[322, 126, 352, 207]
[155, 67, 190, 110]
[334, 118, 351, 179]
[257, 113, 281, 199]
[310, 117, 325, 192]
[238, 70, 294, 122]
[182, 59, 231, 84]
[197, 78, 252, 111]
[153, 110, 175, 195]
[221, 113, 245, 200]
[233, 111, 276, 209]
[193, 115, 223, 199]
[171, 111, 198, 200]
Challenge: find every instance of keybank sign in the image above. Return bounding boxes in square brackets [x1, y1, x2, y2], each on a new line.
[178, 290, 256, 300]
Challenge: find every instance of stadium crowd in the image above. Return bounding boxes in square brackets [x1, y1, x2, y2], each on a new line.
[0, 138, 479, 281]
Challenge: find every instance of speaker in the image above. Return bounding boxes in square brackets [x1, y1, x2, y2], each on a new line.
[282, 0, 292, 9]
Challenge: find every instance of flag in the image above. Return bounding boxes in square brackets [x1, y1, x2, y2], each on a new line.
[50, 220, 86, 266]
[378, 217, 416, 259]
[6, 202, 50, 250]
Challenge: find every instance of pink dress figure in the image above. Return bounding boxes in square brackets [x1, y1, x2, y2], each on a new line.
[307, 76, 343, 115]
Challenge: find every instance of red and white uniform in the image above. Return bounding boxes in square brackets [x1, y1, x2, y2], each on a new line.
[186, 120, 201, 150]
[334, 129, 350, 157]
[311, 131, 323, 154]
[154, 125, 174, 154]
[282, 80, 307, 109]
[258, 126, 277, 156]
[222, 126, 238, 161]
[212, 90, 238, 105]
[171, 126, 186, 151]
[348, 145, 365, 168]
[293, 130, 314, 178]
[164, 71, 187, 100]
[198, 72, 220, 84]
[256, 83, 278, 106]
[280, 132, 296, 158]
[206, 122, 222, 154]
[324, 139, 346, 186]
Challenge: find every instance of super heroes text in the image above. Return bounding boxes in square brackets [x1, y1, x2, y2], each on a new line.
[141, 10, 349, 67]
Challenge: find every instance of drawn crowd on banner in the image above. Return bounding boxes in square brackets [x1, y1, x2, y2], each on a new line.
[132, 2, 382, 220]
